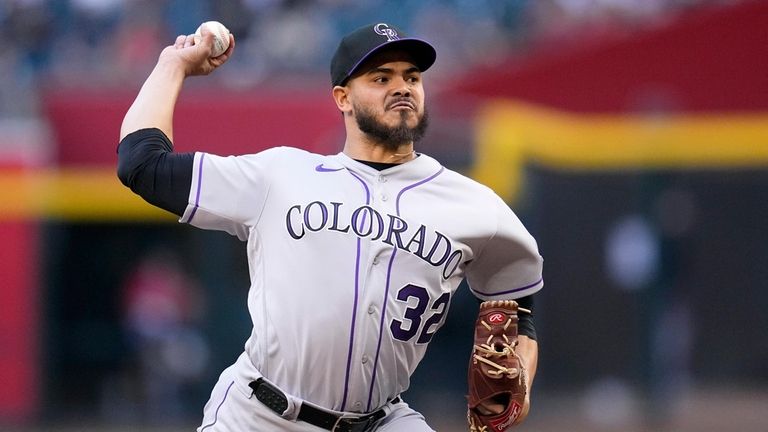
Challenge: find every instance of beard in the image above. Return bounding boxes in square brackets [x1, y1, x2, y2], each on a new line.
[353, 102, 430, 151]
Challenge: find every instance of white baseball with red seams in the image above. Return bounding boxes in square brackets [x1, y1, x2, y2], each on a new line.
[194, 21, 230, 57]
[180, 147, 543, 419]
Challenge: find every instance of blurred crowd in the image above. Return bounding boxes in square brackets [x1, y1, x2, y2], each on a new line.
[0, 0, 730, 119]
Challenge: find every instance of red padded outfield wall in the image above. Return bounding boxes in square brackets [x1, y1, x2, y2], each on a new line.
[43, 88, 343, 165]
[0, 220, 39, 421]
[455, 0, 768, 113]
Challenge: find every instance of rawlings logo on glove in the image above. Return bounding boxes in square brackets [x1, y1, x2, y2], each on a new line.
[467, 300, 528, 432]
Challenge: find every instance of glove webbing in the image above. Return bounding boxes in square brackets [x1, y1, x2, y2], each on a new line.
[472, 311, 529, 382]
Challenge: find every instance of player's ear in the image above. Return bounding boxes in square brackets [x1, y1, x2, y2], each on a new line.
[332, 85, 352, 115]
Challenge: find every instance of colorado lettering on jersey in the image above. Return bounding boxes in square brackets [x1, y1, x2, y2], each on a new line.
[285, 201, 464, 279]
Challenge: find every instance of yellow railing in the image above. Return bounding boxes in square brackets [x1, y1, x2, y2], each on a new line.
[0, 167, 174, 221]
[471, 100, 768, 202]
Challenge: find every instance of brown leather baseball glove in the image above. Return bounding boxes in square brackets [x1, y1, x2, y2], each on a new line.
[467, 300, 528, 432]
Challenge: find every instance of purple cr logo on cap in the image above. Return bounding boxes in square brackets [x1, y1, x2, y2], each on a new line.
[374, 23, 400, 42]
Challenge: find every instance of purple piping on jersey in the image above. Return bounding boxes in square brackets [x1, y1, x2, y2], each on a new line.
[366, 166, 445, 410]
[365, 247, 398, 412]
[199, 380, 234, 431]
[470, 277, 544, 297]
[184, 153, 206, 223]
[340, 169, 370, 411]
[395, 167, 445, 215]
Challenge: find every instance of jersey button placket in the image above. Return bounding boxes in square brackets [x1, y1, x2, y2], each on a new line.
[374, 174, 390, 205]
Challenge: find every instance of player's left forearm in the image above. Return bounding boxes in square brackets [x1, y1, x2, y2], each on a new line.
[516, 335, 538, 424]
[518, 335, 538, 390]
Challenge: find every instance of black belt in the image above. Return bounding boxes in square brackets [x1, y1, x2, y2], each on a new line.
[249, 378, 399, 432]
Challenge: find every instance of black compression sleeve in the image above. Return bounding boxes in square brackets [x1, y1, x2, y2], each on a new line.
[516, 294, 537, 341]
[117, 128, 194, 216]
[476, 293, 537, 341]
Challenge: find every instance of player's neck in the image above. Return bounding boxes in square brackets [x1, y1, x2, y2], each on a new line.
[343, 135, 415, 164]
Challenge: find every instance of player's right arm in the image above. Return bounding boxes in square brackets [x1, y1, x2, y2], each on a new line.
[117, 29, 235, 216]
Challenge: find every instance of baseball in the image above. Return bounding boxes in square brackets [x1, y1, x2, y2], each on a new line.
[194, 21, 231, 57]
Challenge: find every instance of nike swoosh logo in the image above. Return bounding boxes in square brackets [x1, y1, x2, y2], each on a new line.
[315, 164, 343, 172]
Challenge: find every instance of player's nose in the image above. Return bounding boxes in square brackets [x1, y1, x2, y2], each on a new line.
[392, 84, 411, 98]
[393, 89, 411, 98]
[390, 76, 412, 97]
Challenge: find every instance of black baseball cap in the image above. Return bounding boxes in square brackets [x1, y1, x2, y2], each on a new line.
[330, 23, 436, 87]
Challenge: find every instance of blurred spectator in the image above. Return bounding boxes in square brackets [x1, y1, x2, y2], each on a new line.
[257, 1, 334, 72]
[113, 248, 210, 423]
[3, 0, 54, 74]
[0, 0, 54, 118]
[69, 0, 124, 47]
[112, 1, 167, 83]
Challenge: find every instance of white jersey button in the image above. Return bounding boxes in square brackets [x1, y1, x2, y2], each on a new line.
[372, 256, 379, 265]
[380, 194, 388, 201]
[367, 305, 375, 314]
[362, 355, 369, 364]
[378, 175, 387, 183]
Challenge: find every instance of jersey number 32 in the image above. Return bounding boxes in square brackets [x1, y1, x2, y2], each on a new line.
[390, 284, 450, 344]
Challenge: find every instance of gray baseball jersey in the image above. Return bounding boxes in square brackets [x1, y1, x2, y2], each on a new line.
[180, 147, 543, 414]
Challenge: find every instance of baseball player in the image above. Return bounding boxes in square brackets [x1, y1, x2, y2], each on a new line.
[117, 22, 542, 431]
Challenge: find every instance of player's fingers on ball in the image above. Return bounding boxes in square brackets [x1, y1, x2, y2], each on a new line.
[219, 34, 235, 57]
[213, 42, 234, 61]
[210, 52, 228, 66]
[185, 34, 196, 48]
[174, 35, 186, 49]
[201, 30, 216, 46]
